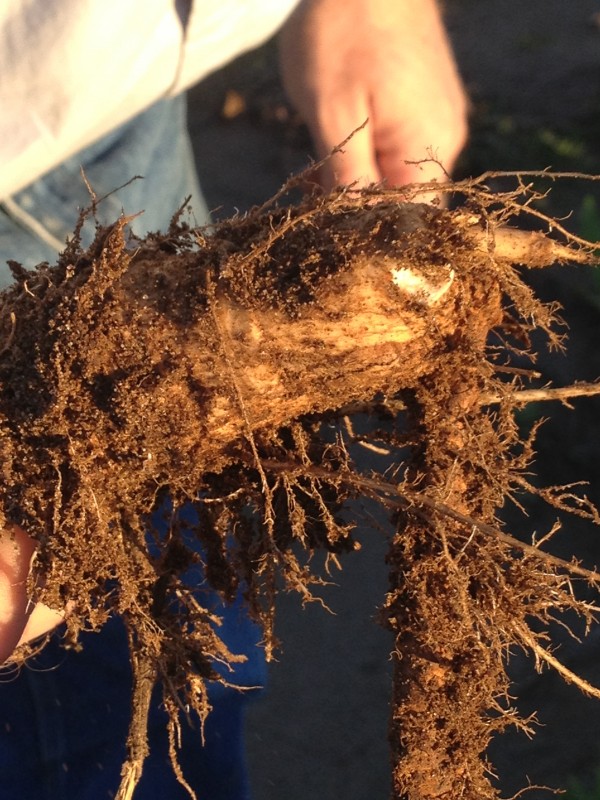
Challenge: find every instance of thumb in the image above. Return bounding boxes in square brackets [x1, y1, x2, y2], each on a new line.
[0, 526, 36, 662]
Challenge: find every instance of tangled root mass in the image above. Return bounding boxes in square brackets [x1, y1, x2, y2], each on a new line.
[1, 175, 600, 800]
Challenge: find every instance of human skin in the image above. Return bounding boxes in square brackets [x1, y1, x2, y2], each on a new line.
[278, 0, 468, 189]
[0, 526, 63, 664]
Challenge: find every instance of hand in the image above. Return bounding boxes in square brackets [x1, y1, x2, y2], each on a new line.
[0, 526, 63, 664]
[279, 0, 468, 190]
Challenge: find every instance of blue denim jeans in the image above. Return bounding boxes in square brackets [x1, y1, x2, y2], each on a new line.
[0, 93, 210, 281]
[0, 96, 266, 799]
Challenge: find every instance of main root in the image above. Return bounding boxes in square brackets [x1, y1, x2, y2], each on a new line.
[1, 174, 599, 799]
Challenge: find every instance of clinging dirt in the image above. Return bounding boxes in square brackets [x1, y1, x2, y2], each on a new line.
[0, 177, 599, 800]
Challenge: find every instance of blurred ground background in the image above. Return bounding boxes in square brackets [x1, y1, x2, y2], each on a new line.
[187, 2, 600, 798]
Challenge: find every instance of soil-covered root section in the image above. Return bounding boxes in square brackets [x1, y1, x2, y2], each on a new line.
[0, 181, 599, 800]
[381, 301, 600, 800]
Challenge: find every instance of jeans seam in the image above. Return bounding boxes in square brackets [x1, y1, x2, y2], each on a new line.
[1, 198, 64, 255]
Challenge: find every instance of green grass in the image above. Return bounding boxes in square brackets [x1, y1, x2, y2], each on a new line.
[566, 767, 600, 800]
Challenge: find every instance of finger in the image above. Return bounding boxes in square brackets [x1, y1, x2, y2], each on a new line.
[0, 526, 36, 662]
[17, 601, 64, 648]
[373, 106, 468, 189]
[378, 149, 449, 188]
[311, 112, 381, 191]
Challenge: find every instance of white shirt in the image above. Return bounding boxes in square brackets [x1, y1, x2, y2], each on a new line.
[0, 0, 299, 200]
